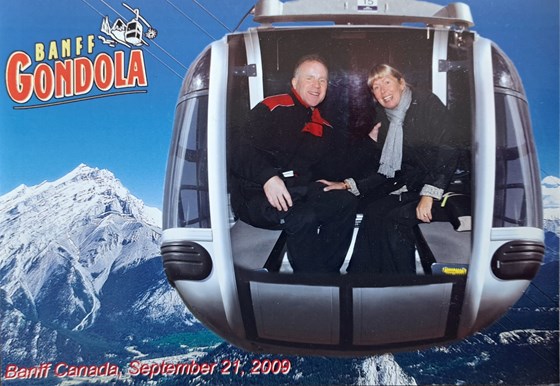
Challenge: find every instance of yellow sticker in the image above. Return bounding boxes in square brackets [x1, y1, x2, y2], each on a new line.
[441, 266, 468, 275]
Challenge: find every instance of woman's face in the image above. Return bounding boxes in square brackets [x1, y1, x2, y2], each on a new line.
[371, 74, 405, 110]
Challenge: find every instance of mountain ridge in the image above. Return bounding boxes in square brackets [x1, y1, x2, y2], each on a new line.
[1, 165, 558, 384]
[0, 164, 192, 368]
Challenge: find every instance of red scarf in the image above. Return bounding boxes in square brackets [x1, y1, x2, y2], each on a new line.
[302, 108, 328, 137]
[292, 88, 331, 137]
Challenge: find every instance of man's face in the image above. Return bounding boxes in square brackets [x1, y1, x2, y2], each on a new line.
[291, 60, 328, 107]
[371, 74, 405, 110]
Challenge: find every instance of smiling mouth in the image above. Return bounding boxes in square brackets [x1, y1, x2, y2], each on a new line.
[383, 95, 392, 102]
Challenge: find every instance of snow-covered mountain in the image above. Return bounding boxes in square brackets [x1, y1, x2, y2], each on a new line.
[169, 344, 416, 385]
[1, 167, 557, 385]
[0, 164, 419, 385]
[0, 164, 196, 367]
[543, 175, 560, 237]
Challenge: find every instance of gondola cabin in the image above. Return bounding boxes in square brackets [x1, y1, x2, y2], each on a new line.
[161, 0, 544, 356]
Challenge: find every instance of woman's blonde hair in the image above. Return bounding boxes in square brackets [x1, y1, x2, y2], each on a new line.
[366, 64, 405, 91]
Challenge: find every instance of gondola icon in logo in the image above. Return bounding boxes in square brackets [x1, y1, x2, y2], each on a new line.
[98, 2, 157, 48]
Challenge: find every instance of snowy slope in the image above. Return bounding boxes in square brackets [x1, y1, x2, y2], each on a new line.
[543, 176, 560, 237]
[2, 167, 557, 384]
[0, 164, 195, 366]
[0, 164, 420, 384]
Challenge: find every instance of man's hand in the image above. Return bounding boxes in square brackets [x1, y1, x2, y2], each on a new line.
[264, 176, 293, 211]
[416, 195, 434, 223]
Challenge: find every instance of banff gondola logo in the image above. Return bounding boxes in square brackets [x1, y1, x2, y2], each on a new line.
[5, 3, 157, 109]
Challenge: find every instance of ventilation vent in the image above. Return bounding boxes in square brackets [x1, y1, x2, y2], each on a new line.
[162, 241, 212, 283]
[491, 240, 544, 280]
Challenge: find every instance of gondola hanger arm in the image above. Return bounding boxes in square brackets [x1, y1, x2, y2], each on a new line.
[253, 0, 474, 29]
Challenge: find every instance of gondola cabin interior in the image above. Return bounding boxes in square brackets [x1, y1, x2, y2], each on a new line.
[161, 0, 544, 356]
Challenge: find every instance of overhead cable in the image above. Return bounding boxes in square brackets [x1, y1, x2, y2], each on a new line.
[192, 0, 232, 32]
[166, 0, 216, 40]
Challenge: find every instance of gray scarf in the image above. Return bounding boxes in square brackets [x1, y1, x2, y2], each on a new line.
[377, 86, 412, 178]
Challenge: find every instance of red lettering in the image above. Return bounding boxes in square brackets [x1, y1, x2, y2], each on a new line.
[5, 48, 148, 104]
[128, 360, 141, 376]
[127, 50, 147, 87]
[55, 362, 68, 377]
[55, 59, 73, 98]
[94, 53, 113, 91]
[114, 51, 127, 88]
[74, 57, 93, 95]
[5, 51, 33, 103]
[5, 364, 18, 379]
[34, 63, 54, 101]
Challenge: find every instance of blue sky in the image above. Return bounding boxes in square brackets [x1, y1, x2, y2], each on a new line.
[1, 0, 558, 208]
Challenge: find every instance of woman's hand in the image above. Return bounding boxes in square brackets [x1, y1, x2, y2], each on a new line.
[416, 195, 434, 223]
[317, 179, 347, 192]
[264, 175, 292, 211]
[369, 122, 381, 142]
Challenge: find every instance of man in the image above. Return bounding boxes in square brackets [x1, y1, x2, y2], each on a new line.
[231, 54, 357, 273]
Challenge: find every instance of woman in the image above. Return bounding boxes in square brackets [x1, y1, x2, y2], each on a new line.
[320, 64, 458, 274]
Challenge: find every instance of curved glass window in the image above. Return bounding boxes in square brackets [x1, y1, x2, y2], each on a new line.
[163, 95, 210, 229]
[493, 93, 542, 228]
[492, 44, 525, 94]
[180, 48, 211, 96]
[163, 48, 211, 229]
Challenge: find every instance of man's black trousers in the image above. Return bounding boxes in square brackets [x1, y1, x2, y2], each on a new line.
[235, 182, 357, 273]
